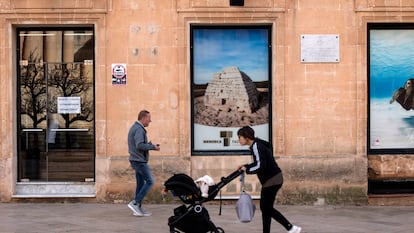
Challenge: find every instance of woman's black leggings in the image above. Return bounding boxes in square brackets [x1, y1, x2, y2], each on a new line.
[260, 184, 292, 233]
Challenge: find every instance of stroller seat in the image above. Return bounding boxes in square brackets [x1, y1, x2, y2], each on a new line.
[164, 173, 222, 204]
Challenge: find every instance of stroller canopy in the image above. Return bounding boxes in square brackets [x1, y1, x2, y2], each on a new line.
[164, 173, 202, 203]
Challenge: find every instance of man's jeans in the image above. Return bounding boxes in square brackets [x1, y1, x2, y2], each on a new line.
[130, 161, 154, 206]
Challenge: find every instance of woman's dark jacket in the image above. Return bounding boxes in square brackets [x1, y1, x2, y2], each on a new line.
[244, 138, 282, 185]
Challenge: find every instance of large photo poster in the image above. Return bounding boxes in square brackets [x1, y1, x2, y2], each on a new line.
[369, 24, 414, 152]
[191, 25, 271, 153]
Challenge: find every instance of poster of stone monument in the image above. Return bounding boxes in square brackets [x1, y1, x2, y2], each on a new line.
[369, 24, 414, 153]
[191, 26, 271, 152]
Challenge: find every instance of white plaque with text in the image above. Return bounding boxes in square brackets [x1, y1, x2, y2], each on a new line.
[301, 34, 340, 63]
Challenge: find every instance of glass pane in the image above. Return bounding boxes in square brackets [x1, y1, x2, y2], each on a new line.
[18, 60, 47, 181]
[19, 130, 46, 181]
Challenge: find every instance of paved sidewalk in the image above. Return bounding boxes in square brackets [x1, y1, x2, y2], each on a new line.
[0, 203, 413, 233]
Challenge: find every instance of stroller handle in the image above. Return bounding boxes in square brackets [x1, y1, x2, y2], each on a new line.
[200, 169, 244, 202]
[216, 169, 244, 190]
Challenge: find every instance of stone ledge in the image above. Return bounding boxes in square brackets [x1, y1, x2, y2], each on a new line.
[13, 182, 96, 198]
[12, 0, 97, 9]
[1, 0, 109, 13]
[368, 194, 414, 206]
[12, 194, 96, 198]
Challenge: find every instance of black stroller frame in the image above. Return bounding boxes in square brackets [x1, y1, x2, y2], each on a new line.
[164, 170, 244, 233]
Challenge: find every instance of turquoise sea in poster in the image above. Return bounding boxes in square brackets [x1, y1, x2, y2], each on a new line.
[370, 30, 414, 98]
[370, 30, 414, 148]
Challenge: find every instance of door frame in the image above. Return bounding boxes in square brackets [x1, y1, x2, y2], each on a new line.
[15, 26, 96, 184]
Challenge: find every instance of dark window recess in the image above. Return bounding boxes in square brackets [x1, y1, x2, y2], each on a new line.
[368, 179, 414, 195]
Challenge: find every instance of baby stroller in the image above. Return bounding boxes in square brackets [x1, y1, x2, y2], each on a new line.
[164, 169, 243, 233]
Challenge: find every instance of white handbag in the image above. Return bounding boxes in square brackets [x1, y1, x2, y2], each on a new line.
[236, 172, 256, 223]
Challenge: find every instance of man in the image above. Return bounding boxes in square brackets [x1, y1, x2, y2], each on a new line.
[127, 110, 160, 217]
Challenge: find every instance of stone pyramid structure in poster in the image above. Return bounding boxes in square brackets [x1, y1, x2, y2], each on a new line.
[204, 66, 259, 114]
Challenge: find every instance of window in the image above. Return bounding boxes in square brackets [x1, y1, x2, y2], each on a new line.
[17, 27, 95, 181]
[190, 25, 272, 154]
[368, 23, 414, 154]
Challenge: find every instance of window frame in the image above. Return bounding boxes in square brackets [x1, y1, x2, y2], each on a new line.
[16, 25, 96, 181]
[367, 23, 414, 154]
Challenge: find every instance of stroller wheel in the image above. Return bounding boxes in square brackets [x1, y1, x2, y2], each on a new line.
[213, 227, 225, 233]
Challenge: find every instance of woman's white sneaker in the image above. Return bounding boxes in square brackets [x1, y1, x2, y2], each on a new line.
[288, 225, 302, 233]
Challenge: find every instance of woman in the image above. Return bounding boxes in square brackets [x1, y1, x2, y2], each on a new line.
[237, 126, 301, 233]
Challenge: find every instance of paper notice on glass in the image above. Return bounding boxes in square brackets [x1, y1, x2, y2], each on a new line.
[57, 96, 81, 114]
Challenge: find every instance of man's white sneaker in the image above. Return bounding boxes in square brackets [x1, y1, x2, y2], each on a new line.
[127, 201, 143, 216]
[139, 207, 152, 217]
[288, 225, 301, 233]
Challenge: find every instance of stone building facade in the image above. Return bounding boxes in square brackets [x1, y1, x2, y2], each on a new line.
[0, 0, 413, 205]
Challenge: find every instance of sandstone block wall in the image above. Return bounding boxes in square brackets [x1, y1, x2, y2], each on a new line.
[0, 0, 413, 204]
